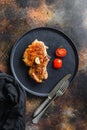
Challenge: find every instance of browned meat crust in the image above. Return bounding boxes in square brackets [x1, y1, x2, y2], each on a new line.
[23, 39, 50, 83]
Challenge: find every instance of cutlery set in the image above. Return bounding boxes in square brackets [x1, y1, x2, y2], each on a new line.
[32, 74, 71, 124]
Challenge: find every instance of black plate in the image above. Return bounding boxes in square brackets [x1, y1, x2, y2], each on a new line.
[10, 27, 78, 97]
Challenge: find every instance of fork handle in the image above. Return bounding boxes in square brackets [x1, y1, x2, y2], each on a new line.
[32, 95, 57, 124]
[33, 98, 50, 117]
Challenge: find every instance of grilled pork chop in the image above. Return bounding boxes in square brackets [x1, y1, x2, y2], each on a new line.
[23, 39, 50, 83]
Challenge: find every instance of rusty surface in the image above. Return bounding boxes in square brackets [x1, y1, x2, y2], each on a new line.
[0, 0, 87, 130]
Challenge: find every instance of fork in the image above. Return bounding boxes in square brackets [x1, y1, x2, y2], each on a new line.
[32, 80, 70, 124]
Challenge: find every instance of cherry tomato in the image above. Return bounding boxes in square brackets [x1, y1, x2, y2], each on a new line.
[53, 58, 62, 69]
[55, 47, 67, 57]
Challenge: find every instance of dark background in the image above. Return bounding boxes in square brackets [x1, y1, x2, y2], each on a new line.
[0, 0, 87, 130]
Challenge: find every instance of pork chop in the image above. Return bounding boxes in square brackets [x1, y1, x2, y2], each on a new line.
[23, 39, 50, 83]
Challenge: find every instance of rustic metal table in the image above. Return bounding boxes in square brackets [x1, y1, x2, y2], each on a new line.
[0, 0, 87, 130]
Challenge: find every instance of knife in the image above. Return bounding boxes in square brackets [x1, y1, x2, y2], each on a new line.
[33, 74, 71, 117]
[32, 79, 70, 124]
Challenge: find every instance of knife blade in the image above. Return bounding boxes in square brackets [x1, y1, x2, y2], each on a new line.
[33, 74, 71, 117]
[32, 79, 70, 124]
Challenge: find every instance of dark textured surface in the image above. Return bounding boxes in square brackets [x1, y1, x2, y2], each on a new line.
[0, 0, 87, 130]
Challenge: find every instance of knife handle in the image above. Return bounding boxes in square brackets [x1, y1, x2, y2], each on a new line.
[33, 98, 50, 117]
[32, 95, 57, 124]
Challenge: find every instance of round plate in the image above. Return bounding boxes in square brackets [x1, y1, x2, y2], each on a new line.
[10, 27, 78, 97]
